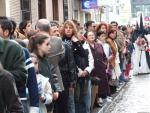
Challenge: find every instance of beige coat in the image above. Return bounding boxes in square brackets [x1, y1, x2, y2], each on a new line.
[115, 30, 125, 52]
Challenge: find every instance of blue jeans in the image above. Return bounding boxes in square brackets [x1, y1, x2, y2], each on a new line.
[56, 87, 75, 113]
[75, 80, 91, 113]
[21, 100, 29, 113]
[68, 88, 75, 113]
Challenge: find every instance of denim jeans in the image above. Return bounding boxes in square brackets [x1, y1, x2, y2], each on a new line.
[56, 87, 75, 113]
[75, 80, 91, 113]
[21, 100, 29, 113]
[68, 88, 75, 113]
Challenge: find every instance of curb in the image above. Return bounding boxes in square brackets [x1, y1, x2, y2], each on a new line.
[93, 81, 130, 113]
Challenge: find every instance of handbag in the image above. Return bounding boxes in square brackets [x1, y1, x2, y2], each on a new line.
[90, 76, 101, 85]
[108, 79, 118, 86]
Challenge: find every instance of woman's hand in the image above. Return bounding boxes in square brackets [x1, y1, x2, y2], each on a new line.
[71, 36, 79, 42]
[39, 94, 46, 103]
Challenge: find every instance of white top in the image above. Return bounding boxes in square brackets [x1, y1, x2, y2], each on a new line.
[82, 42, 94, 74]
[36, 74, 53, 113]
[102, 43, 111, 59]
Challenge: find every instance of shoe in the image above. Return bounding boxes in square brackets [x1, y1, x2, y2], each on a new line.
[97, 98, 103, 104]
[107, 96, 112, 100]
[106, 97, 112, 102]
[96, 98, 103, 107]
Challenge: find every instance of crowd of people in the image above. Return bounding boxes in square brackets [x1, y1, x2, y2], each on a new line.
[0, 16, 150, 113]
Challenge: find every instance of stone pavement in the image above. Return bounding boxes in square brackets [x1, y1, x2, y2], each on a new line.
[94, 74, 150, 113]
[93, 81, 128, 113]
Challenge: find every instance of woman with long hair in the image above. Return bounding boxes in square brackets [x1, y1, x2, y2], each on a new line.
[106, 29, 121, 94]
[58, 20, 79, 113]
[28, 32, 60, 113]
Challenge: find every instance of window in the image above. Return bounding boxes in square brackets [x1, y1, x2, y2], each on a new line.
[38, 0, 46, 19]
[53, 0, 59, 20]
[20, 0, 31, 21]
[63, 0, 68, 21]
[144, 5, 150, 16]
[116, 6, 120, 15]
[74, 10, 78, 20]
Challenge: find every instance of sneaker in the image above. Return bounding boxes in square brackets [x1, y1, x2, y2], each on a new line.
[96, 98, 103, 107]
[97, 98, 103, 104]
[107, 96, 112, 100]
[106, 97, 112, 102]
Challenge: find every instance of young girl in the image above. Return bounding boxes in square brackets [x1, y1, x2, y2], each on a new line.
[31, 53, 53, 113]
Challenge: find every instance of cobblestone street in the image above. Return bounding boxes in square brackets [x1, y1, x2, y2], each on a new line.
[106, 75, 150, 113]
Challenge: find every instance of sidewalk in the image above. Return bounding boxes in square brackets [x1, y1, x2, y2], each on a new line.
[93, 81, 129, 113]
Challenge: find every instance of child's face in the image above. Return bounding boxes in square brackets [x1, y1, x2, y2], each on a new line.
[98, 34, 106, 42]
[32, 57, 39, 73]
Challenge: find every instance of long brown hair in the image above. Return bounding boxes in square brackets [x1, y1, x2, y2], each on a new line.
[95, 22, 108, 33]
[28, 32, 49, 56]
[108, 29, 117, 39]
[61, 20, 78, 37]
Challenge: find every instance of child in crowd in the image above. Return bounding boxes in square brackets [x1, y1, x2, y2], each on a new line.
[31, 53, 53, 113]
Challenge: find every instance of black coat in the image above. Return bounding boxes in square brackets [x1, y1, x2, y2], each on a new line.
[38, 56, 61, 92]
[59, 38, 79, 88]
[0, 66, 23, 113]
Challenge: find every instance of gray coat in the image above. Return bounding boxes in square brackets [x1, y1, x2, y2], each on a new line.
[48, 36, 65, 91]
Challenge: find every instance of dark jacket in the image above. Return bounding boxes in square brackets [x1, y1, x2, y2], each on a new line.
[90, 43, 107, 77]
[38, 56, 61, 92]
[59, 37, 78, 88]
[74, 41, 94, 81]
[0, 65, 23, 113]
[0, 37, 27, 90]
[23, 48, 39, 107]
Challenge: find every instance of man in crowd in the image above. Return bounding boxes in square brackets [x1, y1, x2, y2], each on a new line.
[0, 18, 39, 113]
[50, 21, 60, 37]
[0, 18, 27, 91]
[36, 19, 64, 113]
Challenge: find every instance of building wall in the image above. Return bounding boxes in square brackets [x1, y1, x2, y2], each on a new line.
[0, 0, 6, 17]
[131, 0, 150, 18]
[58, 0, 64, 24]
[0, 0, 84, 25]
[132, 0, 150, 5]
[9, 0, 21, 24]
[0, 0, 39, 26]
[31, 0, 39, 26]
[46, 0, 53, 20]
[68, 0, 73, 20]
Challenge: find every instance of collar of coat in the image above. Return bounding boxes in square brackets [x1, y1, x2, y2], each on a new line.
[0, 37, 5, 53]
[106, 37, 117, 56]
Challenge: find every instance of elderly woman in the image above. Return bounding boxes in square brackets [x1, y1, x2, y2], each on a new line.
[85, 31, 110, 110]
